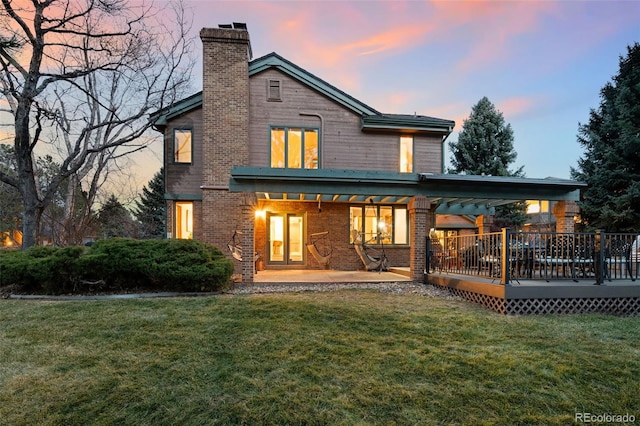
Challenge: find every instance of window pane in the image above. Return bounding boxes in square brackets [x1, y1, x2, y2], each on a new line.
[364, 205, 378, 243]
[288, 129, 302, 168]
[174, 129, 192, 163]
[394, 208, 408, 244]
[350, 207, 363, 243]
[379, 206, 392, 244]
[175, 202, 193, 239]
[304, 129, 318, 169]
[271, 128, 285, 168]
[400, 135, 413, 173]
[269, 215, 284, 262]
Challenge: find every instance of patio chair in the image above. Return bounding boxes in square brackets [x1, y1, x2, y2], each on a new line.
[306, 231, 332, 269]
[427, 236, 444, 272]
[227, 230, 260, 262]
[351, 230, 389, 272]
[478, 239, 500, 277]
[543, 235, 575, 281]
[604, 238, 633, 281]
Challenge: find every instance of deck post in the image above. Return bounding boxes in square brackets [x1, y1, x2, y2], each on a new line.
[501, 228, 510, 285]
[594, 229, 604, 285]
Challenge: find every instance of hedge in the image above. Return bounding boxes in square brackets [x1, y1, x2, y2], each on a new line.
[0, 239, 234, 295]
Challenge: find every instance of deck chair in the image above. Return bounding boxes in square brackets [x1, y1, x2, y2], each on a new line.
[306, 231, 332, 268]
[605, 238, 633, 281]
[351, 230, 389, 272]
[227, 230, 259, 262]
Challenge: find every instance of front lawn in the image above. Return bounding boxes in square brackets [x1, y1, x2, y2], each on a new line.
[0, 291, 638, 425]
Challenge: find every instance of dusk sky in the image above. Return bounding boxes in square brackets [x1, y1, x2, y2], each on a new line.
[146, 0, 639, 182]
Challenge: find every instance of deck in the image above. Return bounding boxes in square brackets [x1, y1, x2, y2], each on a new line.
[427, 271, 640, 315]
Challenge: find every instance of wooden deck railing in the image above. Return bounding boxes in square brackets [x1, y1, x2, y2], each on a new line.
[426, 230, 640, 285]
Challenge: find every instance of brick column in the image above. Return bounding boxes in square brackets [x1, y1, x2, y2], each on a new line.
[552, 200, 580, 233]
[475, 215, 494, 235]
[241, 193, 256, 284]
[409, 196, 433, 283]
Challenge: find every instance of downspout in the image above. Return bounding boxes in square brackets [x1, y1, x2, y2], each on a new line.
[300, 112, 324, 167]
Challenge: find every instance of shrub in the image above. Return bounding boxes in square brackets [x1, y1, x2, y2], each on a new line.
[0, 239, 234, 294]
[0, 246, 87, 294]
[80, 238, 234, 292]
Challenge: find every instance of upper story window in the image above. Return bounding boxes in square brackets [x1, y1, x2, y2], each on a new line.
[173, 129, 192, 163]
[400, 135, 413, 173]
[350, 205, 408, 245]
[270, 127, 319, 169]
[267, 79, 282, 101]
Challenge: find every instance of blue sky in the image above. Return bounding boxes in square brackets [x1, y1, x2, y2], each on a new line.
[172, 0, 639, 180]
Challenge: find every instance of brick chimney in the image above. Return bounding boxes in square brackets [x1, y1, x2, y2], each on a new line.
[199, 24, 255, 281]
[200, 24, 252, 186]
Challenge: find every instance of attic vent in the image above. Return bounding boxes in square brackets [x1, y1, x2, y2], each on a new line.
[267, 79, 282, 102]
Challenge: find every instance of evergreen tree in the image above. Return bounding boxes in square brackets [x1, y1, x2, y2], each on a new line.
[133, 168, 166, 239]
[449, 96, 524, 177]
[571, 43, 640, 232]
[97, 195, 137, 239]
[449, 97, 527, 229]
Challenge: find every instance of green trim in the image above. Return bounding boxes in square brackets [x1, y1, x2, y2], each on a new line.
[249, 53, 379, 116]
[229, 166, 586, 216]
[150, 53, 455, 134]
[362, 115, 454, 134]
[151, 92, 202, 127]
[164, 194, 203, 201]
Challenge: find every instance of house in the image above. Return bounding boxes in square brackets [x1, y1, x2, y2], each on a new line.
[152, 24, 585, 284]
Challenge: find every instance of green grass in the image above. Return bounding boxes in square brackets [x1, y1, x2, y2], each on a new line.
[0, 291, 638, 425]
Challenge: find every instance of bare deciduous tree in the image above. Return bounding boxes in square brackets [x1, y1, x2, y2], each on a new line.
[0, 0, 194, 248]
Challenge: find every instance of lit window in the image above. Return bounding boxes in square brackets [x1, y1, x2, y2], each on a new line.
[526, 200, 550, 214]
[350, 205, 408, 245]
[175, 201, 193, 239]
[270, 127, 319, 169]
[174, 129, 192, 163]
[400, 135, 413, 173]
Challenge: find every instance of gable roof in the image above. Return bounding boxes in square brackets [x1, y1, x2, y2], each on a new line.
[152, 52, 454, 134]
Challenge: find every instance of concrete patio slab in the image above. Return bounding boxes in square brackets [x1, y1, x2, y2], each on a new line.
[254, 269, 412, 283]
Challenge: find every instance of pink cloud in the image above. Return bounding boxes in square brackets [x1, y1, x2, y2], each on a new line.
[497, 97, 540, 119]
[428, 1, 558, 72]
[339, 24, 434, 57]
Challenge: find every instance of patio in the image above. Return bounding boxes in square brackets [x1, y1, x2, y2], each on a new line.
[253, 268, 412, 284]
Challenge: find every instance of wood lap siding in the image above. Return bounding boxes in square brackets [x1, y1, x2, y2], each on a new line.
[249, 69, 443, 173]
[164, 108, 203, 195]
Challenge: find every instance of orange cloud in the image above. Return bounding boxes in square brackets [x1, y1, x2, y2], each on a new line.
[339, 24, 434, 57]
[497, 97, 540, 119]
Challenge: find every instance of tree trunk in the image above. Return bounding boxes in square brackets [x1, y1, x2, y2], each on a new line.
[15, 102, 41, 249]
